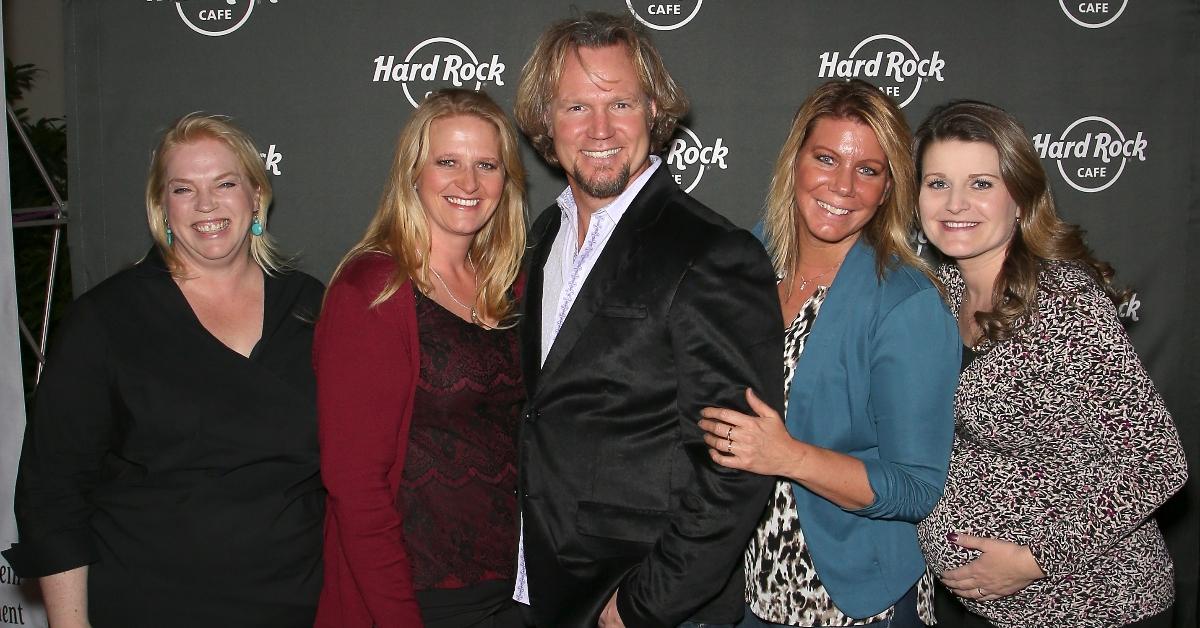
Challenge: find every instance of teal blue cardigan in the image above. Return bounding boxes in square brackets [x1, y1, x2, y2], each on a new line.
[760, 232, 959, 618]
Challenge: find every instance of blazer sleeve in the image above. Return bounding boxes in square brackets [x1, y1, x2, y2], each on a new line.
[4, 296, 114, 577]
[616, 228, 782, 628]
[315, 272, 422, 626]
[851, 284, 959, 522]
[1026, 287, 1187, 575]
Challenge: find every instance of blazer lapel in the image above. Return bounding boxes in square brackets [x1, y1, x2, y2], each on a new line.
[521, 209, 560, 398]
[537, 167, 673, 390]
[785, 238, 874, 441]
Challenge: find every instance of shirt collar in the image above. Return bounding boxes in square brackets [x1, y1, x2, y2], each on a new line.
[556, 155, 662, 228]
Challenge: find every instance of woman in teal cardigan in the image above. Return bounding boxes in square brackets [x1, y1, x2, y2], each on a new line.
[698, 79, 959, 627]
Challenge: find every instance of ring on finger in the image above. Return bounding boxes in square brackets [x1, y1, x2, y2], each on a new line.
[726, 426, 733, 439]
[726, 438, 733, 454]
[977, 587, 984, 597]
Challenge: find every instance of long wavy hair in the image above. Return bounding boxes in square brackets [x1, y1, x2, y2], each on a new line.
[763, 79, 928, 283]
[513, 10, 689, 166]
[914, 100, 1122, 343]
[330, 89, 526, 325]
[145, 113, 285, 276]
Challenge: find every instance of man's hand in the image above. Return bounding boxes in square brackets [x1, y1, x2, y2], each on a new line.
[598, 589, 626, 628]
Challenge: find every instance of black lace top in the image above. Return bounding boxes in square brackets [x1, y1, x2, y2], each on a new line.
[400, 288, 523, 590]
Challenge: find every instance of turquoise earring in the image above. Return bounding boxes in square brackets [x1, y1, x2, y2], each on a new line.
[250, 211, 264, 236]
[165, 224, 174, 246]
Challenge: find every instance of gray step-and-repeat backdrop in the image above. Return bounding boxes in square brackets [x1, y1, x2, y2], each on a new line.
[1, 1, 1195, 626]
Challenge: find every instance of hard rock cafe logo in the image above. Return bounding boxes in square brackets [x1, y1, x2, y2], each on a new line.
[1059, 0, 1128, 29]
[169, 0, 271, 37]
[665, 125, 728, 193]
[371, 37, 507, 109]
[912, 229, 933, 260]
[259, 144, 282, 176]
[1117, 292, 1141, 323]
[626, 0, 704, 31]
[817, 34, 946, 108]
[1032, 116, 1147, 193]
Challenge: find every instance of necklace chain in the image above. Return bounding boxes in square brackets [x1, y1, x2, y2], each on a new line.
[429, 254, 484, 326]
[794, 262, 840, 292]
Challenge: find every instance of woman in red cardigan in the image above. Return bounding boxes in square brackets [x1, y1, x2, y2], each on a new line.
[313, 88, 527, 628]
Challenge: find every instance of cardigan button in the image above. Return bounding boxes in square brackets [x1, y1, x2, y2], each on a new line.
[525, 409, 539, 423]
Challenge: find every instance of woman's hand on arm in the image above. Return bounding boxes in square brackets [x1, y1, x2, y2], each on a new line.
[40, 566, 91, 628]
[699, 388, 874, 510]
[940, 533, 1044, 601]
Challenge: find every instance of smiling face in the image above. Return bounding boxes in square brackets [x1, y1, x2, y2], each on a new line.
[792, 116, 891, 252]
[919, 139, 1020, 273]
[416, 114, 505, 248]
[163, 137, 259, 273]
[551, 44, 655, 214]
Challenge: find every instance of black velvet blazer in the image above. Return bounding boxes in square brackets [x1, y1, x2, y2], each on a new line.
[518, 167, 784, 628]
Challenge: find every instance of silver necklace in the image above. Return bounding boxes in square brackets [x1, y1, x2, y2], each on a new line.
[794, 262, 840, 292]
[429, 255, 482, 326]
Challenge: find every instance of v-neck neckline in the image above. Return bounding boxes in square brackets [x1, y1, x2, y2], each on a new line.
[413, 284, 501, 332]
[170, 270, 269, 361]
[137, 248, 274, 360]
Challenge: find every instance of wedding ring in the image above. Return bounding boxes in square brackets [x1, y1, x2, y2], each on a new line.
[726, 426, 733, 439]
[726, 438, 733, 454]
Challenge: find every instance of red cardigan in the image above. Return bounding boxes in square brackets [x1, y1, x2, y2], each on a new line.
[313, 254, 423, 628]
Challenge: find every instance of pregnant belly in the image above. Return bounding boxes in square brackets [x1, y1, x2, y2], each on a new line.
[917, 451, 1075, 575]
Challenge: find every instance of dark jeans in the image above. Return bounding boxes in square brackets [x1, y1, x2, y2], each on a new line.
[736, 582, 922, 628]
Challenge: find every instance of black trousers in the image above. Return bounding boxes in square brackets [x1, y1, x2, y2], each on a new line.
[418, 579, 526, 628]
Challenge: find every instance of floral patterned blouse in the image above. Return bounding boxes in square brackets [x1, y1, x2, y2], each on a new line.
[917, 261, 1187, 628]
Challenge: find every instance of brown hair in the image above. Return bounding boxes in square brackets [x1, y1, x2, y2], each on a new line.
[145, 113, 283, 276]
[914, 99, 1122, 343]
[513, 10, 689, 166]
[330, 89, 526, 325]
[763, 79, 927, 282]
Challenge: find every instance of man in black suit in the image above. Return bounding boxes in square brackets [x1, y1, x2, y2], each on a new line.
[511, 12, 783, 628]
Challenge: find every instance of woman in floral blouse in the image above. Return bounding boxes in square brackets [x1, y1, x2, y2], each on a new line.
[913, 100, 1187, 628]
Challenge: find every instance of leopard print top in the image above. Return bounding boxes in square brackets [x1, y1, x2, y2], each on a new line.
[917, 262, 1188, 628]
[745, 286, 935, 625]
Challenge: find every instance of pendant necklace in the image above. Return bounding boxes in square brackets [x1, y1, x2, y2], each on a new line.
[794, 262, 841, 292]
[429, 254, 485, 327]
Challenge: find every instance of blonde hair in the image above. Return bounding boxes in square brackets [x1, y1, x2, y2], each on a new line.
[145, 113, 284, 276]
[764, 80, 927, 282]
[513, 10, 689, 166]
[331, 89, 526, 324]
[914, 100, 1122, 343]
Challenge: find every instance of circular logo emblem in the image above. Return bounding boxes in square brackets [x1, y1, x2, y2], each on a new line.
[665, 125, 729, 193]
[391, 37, 505, 109]
[175, 0, 255, 37]
[626, 0, 704, 31]
[818, 34, 946, 108]
[1035, 116, 1147, 193]
[1059, 0, 1128, 29]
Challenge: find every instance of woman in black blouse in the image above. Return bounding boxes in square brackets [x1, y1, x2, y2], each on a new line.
[3, 114, 325, 627]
